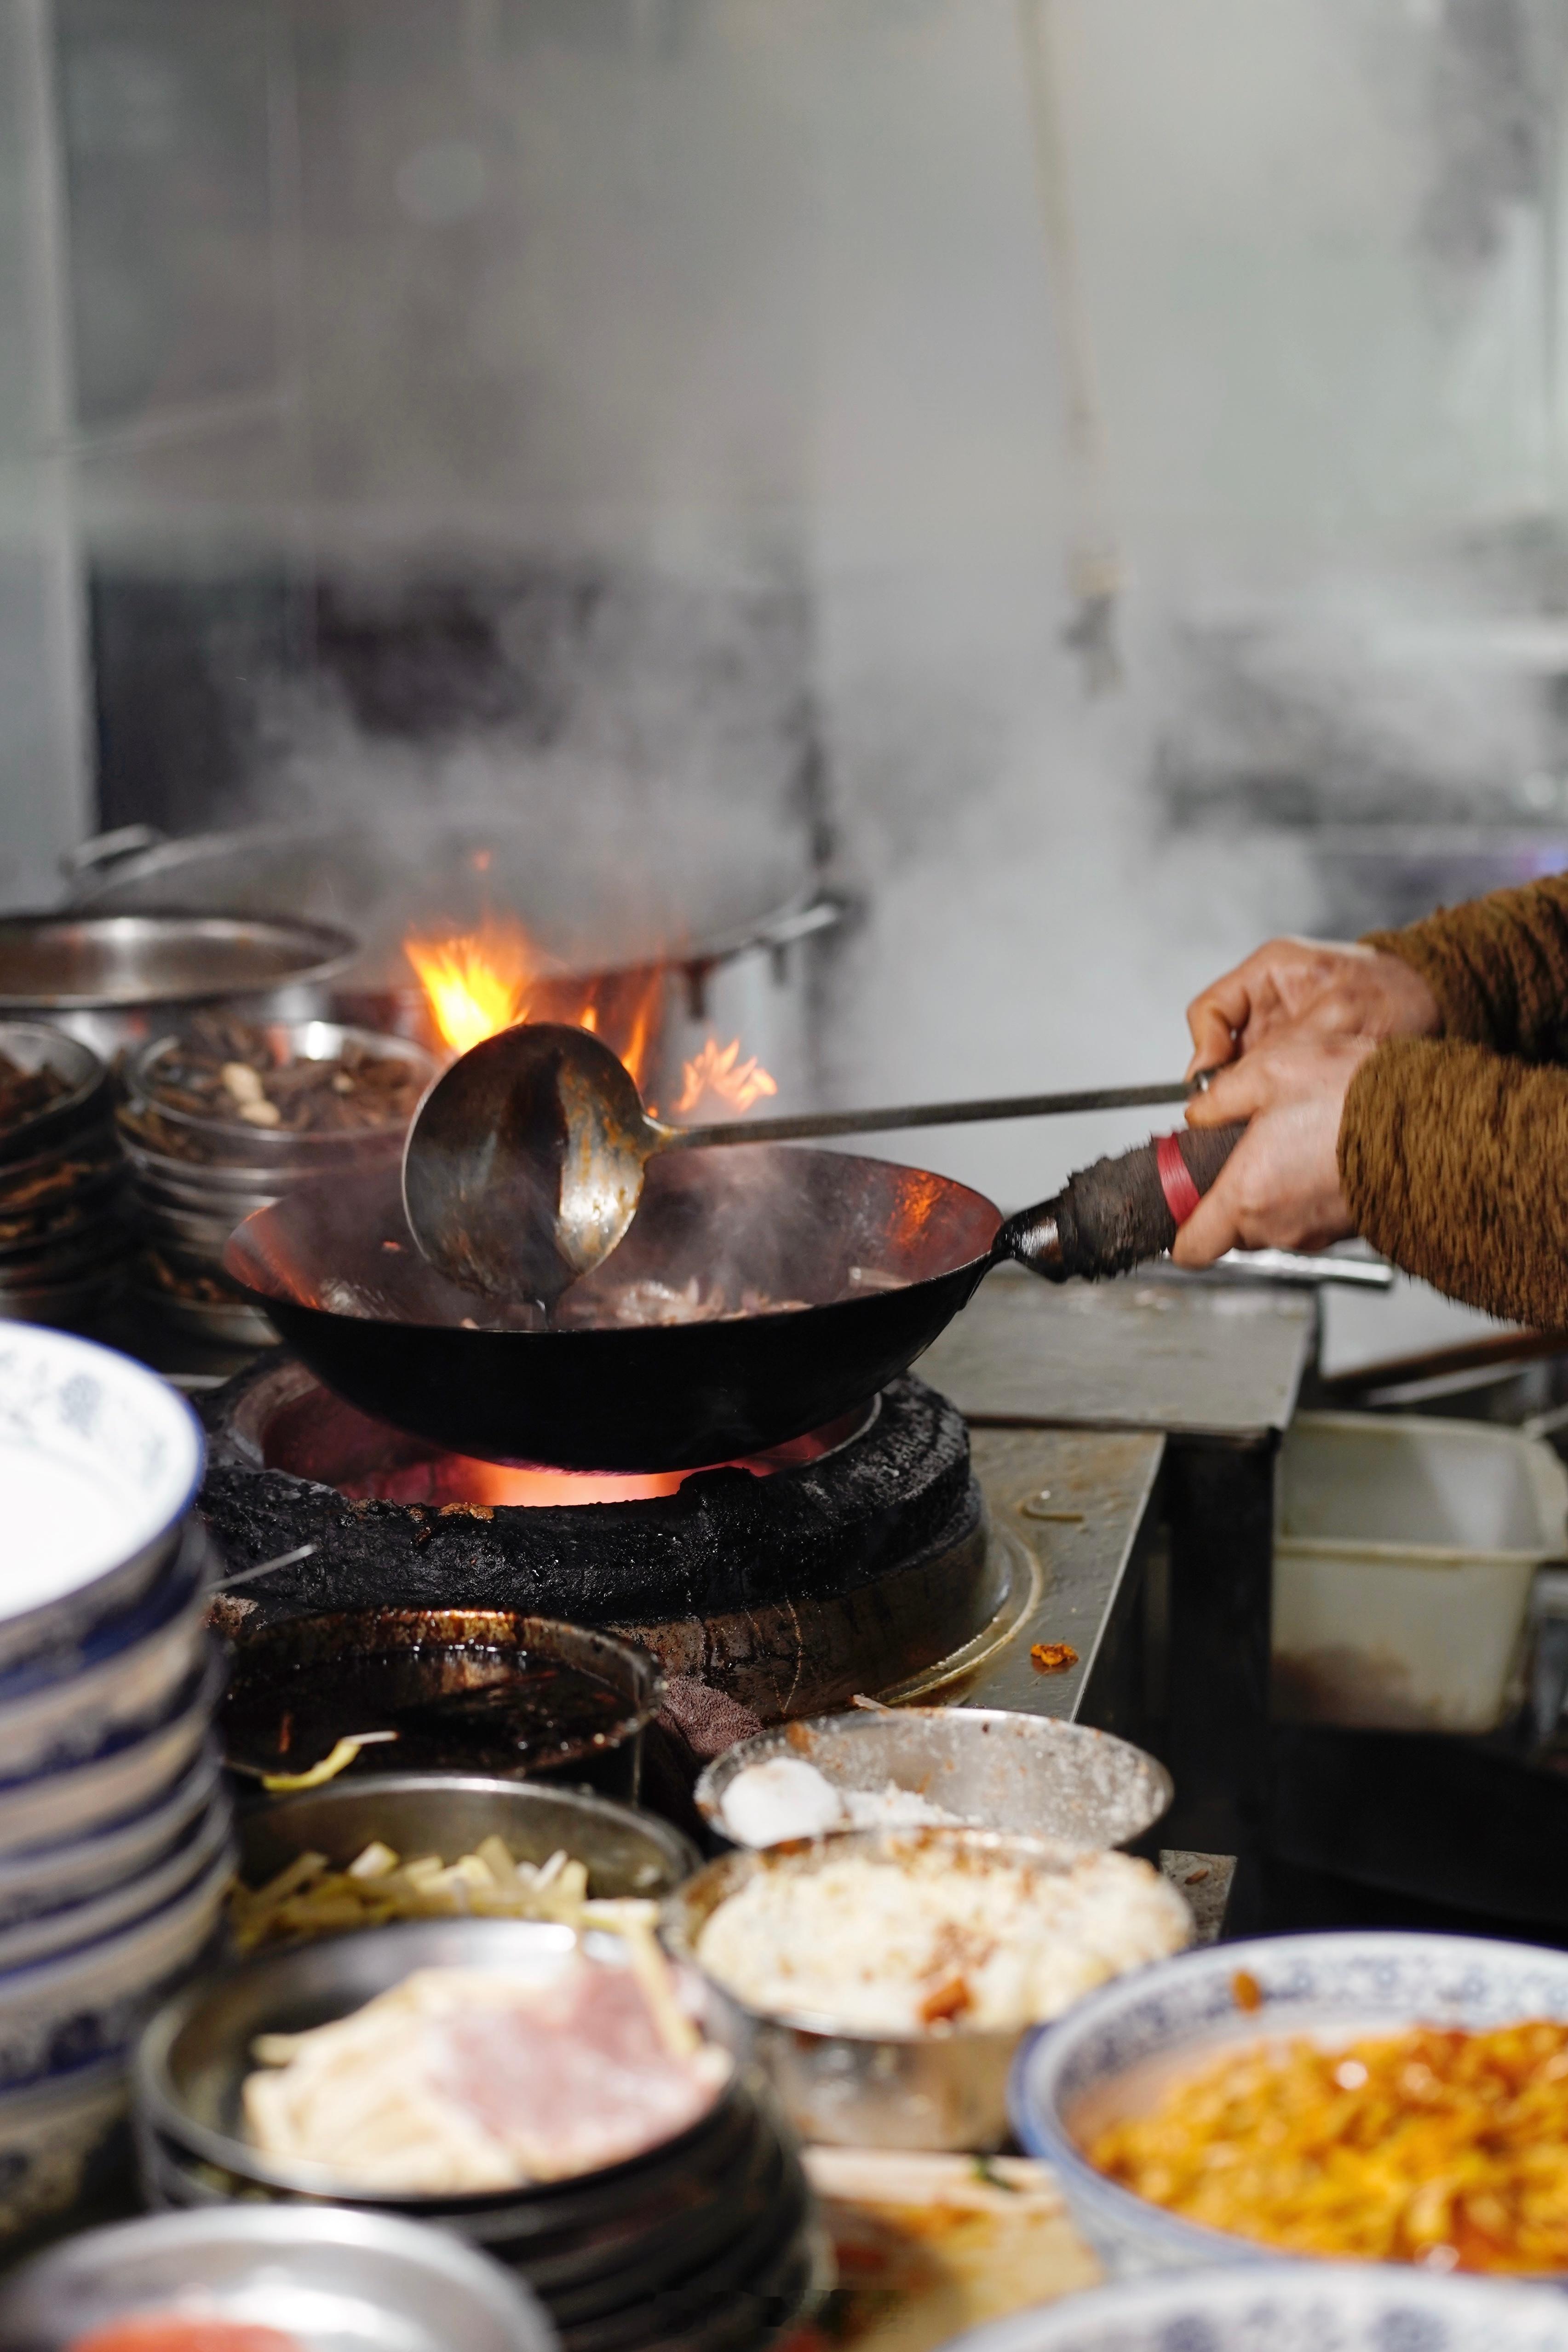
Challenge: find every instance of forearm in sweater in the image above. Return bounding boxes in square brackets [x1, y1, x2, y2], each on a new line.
[1339, 1038, 1568, 1328]
[1365, 871, 1568, 1060]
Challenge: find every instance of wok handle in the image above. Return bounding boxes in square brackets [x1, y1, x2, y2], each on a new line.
[672, 1077, 1193, 1149]
[59, 822, 165, 881]
[995, 1123, 1246, 1282]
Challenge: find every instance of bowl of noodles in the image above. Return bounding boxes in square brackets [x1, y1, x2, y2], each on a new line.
[1009, 1930, 1568, 2281]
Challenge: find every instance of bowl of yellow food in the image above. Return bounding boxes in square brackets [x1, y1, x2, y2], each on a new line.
[1009, 1930, 1568, 2280]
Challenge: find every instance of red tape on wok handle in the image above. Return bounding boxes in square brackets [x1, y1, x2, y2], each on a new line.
[995, 1121, 1246, 1282]
[1156, 1131, 1203, 1226]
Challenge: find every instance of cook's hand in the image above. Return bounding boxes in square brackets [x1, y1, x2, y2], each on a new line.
[1171, 1035, 1378, 1267]
[1185, 938, 1439, 1080]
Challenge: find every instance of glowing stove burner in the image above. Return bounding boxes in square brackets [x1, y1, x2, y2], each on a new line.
[254, 1379, 876, 1509]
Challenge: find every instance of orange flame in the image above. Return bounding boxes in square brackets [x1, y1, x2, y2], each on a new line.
[404, 904, 778, 1120]
[673, 1037, 778, 1118]
[403, 915, 666, 1093]
[404, 926, 537, 1058]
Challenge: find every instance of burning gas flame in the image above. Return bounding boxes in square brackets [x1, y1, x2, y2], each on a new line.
[404, 927, 536, 1058]
[405, 911, 776, 1116]
[673, 1038, 778, 1118]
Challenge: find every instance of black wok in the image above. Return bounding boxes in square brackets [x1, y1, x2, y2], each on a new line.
[223, 1125, 1240, 1472]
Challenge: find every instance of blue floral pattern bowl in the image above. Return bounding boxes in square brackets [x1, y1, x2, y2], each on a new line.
[0, 1834, 232, 2091]
[0, 1745, 220, 1930]
[1010, 1930, 1568, 2281]
[0, 1652, 221, 1862]
[941, 2263, 1568, 2352]
[0, 1523, 213, 1783]
[0, 1329, 201, 1678]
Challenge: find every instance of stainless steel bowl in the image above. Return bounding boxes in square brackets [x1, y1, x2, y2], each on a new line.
[223, 1610, 665, 1803]
[0, 914, 358, 1012]
[662, 1827, 1191, 2153]
[695, 1708, 1173, 1852]
[136, 1915, 822, 2350]
[122, 1018, 437, 1163]
[0, 2204, 557, 2352]
[238, 1772, 699, 1920]
[0, 1024, 109, 1167]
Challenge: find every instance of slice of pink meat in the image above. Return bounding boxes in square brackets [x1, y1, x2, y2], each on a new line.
[437, 1958, 718, 2176]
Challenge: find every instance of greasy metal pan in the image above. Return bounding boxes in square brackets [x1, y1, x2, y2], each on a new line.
[224, 1146, 1032, 1471]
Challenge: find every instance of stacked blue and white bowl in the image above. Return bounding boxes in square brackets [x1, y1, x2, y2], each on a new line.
[0, 1326, 230, 2243]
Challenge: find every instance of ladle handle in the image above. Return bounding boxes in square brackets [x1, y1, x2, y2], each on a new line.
[669, 1078, 1193, 1150]
[996, 1123, 1246, 1282]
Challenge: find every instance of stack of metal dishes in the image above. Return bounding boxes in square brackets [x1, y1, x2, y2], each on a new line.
[116, 1014, 438, 1346]
[0, 1328, 232, 2246]
[136, 1917, 826, 2352]
[0, 1023, 128, 1327]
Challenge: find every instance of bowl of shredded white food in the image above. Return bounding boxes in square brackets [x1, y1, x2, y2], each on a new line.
[661, 1826, 1191, 2151]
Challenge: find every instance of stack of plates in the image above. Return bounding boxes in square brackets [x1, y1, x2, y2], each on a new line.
[0, 1328, 232, 2245]
[0, 1024, 128, 1328]
[116, 1018, 437, 1345]
[137, 1919, 826, 2352]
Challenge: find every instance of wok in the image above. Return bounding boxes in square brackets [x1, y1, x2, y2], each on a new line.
[223, 1126, 1240, 1472]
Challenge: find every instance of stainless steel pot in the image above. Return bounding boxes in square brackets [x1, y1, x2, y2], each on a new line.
[0, 912, 359, 1062]
[65, 819, 847, 1109]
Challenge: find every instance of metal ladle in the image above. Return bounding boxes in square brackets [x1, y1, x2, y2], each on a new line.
[402, 1021, 1194, 1308]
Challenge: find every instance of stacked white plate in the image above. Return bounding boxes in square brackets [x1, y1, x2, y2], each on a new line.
[0, 1326, 232, 2245]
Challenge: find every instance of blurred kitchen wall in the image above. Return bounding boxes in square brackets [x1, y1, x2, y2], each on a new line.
[2, 0, 1568, 1199]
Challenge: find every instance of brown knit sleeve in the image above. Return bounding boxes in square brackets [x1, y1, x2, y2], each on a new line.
[1339, 1038, 1568, 1327]
[1364, 871, 1568, 1058]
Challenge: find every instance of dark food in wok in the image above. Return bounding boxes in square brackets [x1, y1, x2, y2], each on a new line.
[224, 1147, 1003, 1469]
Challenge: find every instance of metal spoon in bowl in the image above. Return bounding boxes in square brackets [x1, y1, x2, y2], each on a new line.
[402, 1020, 1195, 1308]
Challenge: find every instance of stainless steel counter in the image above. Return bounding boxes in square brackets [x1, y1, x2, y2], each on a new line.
[919, 1265, 1314, 1439]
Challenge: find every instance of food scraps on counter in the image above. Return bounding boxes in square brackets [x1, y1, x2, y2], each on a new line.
[1029, 1644, 1078, 1674]
[229, 1834, 656, 1952]
[1087, 2018, 1568, 2271]
[243, 1949, 730, 2192]
[719, 1758, 963, 1849]
[695, 1837, 1189, 2035]
[780, 2149, 1100, 2352]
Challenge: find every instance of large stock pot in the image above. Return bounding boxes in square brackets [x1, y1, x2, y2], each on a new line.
[65, 817, 846, 1108]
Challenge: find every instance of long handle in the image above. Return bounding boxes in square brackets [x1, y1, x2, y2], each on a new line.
[668, 1078, 1192, 1150]
[58, 822, 165, 881]
[997, 1123, 1246, 1281]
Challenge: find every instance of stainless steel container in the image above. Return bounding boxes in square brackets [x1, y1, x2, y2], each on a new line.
[117, 1017, 435, 1348]
[662, 1827, 1191, 2153]
[695, 1708, 1174, 1852]
[134, 1916, 824, 2351]
[237, 1773, 699, 1915]
[0, 912, 359, 1061]
[0, 2204, 557, 2352]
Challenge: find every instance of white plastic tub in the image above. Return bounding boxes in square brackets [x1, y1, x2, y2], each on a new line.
[1272, 1412, 1568, 1733]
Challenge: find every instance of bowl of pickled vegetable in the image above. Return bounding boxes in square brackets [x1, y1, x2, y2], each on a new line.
[1010, 1930, 1568, 2279]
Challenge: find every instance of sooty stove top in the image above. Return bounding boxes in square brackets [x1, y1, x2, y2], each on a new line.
[196, 1354, 1162, 1729]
